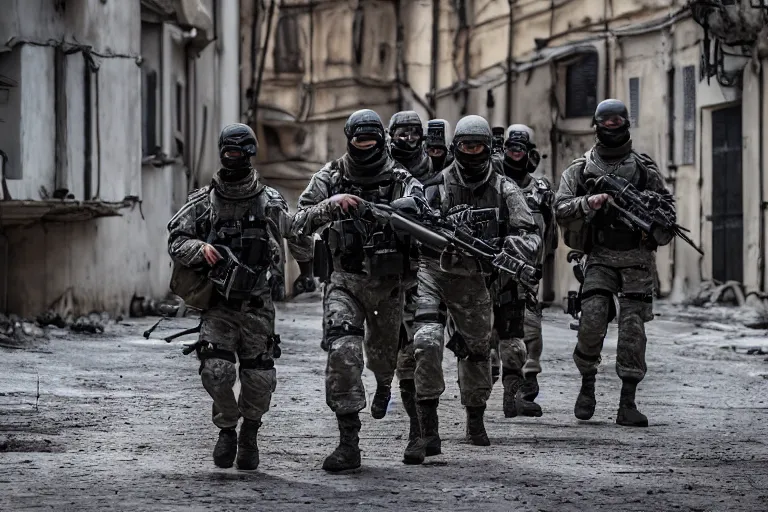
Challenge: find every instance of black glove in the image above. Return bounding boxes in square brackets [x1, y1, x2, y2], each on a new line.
[389, 196, 424, 216]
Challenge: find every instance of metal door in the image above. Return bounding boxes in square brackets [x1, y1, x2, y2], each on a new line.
[711, 105, 743, 283]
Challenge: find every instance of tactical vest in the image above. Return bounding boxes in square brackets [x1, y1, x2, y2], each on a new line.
[519, 177, 554, 265]
[322, 160, 410, 277]
[435, 169, 508, 243]
[207, 187, 272, 299]
[580, 149, 649, 251]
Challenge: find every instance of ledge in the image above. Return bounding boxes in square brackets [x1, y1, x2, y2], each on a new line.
[0, 198, 138, 228]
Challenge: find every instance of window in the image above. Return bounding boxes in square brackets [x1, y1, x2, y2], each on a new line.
[629, 77, 640, 127]
[175, 82, 183, 133]
[565, 52, 599, 118]
[352, 7, 365, 67]
[274, 15, 303, 73]
[141, 69, 158, 157]
[682, 65, 696, 164]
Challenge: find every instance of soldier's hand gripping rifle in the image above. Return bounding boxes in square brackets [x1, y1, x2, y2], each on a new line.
[359, 201, 542, 295]
[585, 174, 704, 255]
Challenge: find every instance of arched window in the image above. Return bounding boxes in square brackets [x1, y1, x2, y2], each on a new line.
[273, 14, 303, 74]
[565, 51, 599, 118]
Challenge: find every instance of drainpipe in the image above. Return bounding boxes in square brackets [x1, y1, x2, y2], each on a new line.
[429, 0, 439, 111]
[394, 0, 405, 111]
[84, 58, 92, 200]
[505, 0, 514, 123]
[220, 0, 240, 125]
[0, 230, 7, 314]
[250, 0, 276, 125]
[759, 60, 765, 290]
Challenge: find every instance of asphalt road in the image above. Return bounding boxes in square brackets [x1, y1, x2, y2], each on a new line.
[2, 294, 768, 511]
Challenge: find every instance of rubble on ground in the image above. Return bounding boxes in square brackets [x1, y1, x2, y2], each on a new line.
[129, 293, 185, 317]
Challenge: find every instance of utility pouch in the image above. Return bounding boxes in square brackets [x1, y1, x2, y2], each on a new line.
[364, 231, 405, 278]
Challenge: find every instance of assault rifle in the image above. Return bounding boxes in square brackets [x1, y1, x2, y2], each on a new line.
[585, 174, 704, 255]
[359, 201, 541, 294]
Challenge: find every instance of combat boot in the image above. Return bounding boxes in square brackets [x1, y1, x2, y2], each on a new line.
[502, 370, 521, 418]
[418, 399, 441, 456]
[616, 379, 648, 427]
[465, 406, 490, 446]
[400, 380, 424, 465]
[236, 419, 261, 471]
[516, 374, 543, 417]
[574, 371, 597, 420]
[212, 428, 238, 468]
[370, 383, 391, 419]
[323, 413, 362, 472]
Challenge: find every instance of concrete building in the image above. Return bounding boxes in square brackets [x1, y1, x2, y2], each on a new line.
[244, 0, 768, 303]
[0, 0, 239, 317]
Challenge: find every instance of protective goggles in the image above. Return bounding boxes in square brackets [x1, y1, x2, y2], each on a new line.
[392, 125, 423, 141]
[594, 114, 628, 129]
[455, 141, 487, 154]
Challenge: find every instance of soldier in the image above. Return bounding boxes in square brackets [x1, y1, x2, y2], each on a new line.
[407, 115, 540, 460]
[425, 119, 454, 172]
[388, 111, 435, 182]
[496, 124, 558, 418]
[167, 123, 311, 470]
[291, 109, 425, 472]
[554, 99, 675, 427]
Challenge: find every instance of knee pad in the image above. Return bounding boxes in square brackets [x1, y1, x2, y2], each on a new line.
[200, 357, 237, 388]
[414, 324, 443, 352]
[581, 289, 617, 324]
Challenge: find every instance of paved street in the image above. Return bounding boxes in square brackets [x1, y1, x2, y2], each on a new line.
[2, 294, 768, 511]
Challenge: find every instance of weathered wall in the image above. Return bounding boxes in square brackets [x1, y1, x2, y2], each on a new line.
[2, 0, 235, 317]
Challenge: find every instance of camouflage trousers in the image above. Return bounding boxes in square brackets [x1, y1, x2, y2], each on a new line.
[323, 271, 405, 415]
[413, 259, 494, 407]
[575, 246, 655, 382]
[198, 295, 277, 429]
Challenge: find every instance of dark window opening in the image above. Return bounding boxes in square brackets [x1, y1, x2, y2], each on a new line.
[352, 7, 365, 66]
[629, 77, 640, 127]
[564, 52, 599, 118]
[378, 42, 389, 65]
[274, 15, 304, 73]
[682, 65, 696, 164]
[142, 69, 158, 157]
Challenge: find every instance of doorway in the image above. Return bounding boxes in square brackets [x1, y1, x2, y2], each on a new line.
[710, 104, 743, 283]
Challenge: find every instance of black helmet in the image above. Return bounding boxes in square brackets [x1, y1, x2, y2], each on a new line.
[344, 109, 386, 165]
[452, 115, 492, 181]
[592, 99, 630, 148]
[388, 110, 424, 163]
[219, 123, 258, 170]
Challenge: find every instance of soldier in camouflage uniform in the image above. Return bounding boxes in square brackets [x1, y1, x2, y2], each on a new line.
[405, 115, 540, 463]
[291, 109, 425, 472]
[167, 123, 312, 470]
[555, 99, 675, 427]
[495, 124, 558, 418]
[385, 110, 446, 463]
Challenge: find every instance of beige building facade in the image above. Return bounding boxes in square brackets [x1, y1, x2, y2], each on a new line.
[241, 0, 768, 303]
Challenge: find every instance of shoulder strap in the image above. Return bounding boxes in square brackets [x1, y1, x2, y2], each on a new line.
[633, 152, 649, 191]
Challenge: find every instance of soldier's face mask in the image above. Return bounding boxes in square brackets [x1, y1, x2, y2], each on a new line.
[347, 131, 385, 165]
[393, 126, 422, 149]
[454, 140, 490, 180]
[594, 115, 630, 148]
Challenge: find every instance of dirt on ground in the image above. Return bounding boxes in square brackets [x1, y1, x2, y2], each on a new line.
[2, 294, 768, 511]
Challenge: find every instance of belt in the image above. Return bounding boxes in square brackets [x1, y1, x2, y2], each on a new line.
[593, 229, 642, 251]
[213, 294, 265, 311]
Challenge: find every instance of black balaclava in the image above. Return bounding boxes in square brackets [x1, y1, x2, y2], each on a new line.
[452, 115, 492, 183]
[218, 123, 259, 182]
[388, 110, 425, 169]
[344, 109, 389, 176]
[502, 123, 541, 181]
[593, 99, 631, 148]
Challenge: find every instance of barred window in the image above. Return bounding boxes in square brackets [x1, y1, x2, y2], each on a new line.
[274, 15, 304, 74]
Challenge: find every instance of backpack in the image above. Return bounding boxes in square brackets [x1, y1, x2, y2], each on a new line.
[169, 187, 216, 310]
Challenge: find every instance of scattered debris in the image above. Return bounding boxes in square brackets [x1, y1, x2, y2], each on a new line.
[129, 293, 185, 318]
